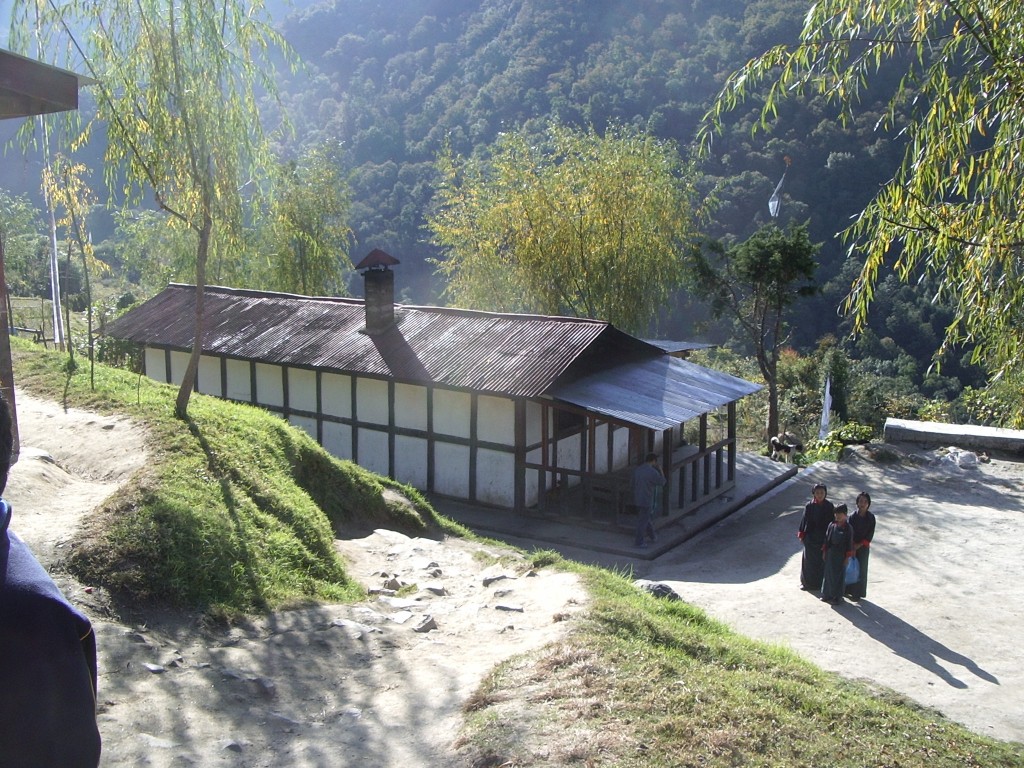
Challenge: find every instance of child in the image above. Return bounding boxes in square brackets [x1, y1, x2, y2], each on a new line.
[820, 503, 853, 604]
[797, 483, 833, 591]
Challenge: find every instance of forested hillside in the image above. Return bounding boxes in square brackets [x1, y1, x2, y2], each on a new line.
[2, 0, 985, 412]
[275, 0, 944, 356]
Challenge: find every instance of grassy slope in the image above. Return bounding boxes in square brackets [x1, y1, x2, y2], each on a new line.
[459, 568, 1024, 766]
[11, 341, 1023, 765]
[11, 339, 466, 613]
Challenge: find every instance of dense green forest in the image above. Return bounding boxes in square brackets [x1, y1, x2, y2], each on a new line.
[270, 1, 975, 381]
[2, 0, 1000, 435]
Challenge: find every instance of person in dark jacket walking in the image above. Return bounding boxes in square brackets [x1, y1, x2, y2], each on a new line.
[820, 503, 854, 604]
[0, 390, 102, 766]
[845, 491, 877, 601]
[797, 483, 833, 592]
[631, 452, 665, 548]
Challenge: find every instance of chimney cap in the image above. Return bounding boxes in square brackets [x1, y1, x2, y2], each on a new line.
[356, 248, 401, 271]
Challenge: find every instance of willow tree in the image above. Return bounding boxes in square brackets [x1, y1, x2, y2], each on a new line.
[702, 0, 1024, 411]
[429, 122, 701, 335]
[10, 0, 289, 417]
[41, 156, 107, 387]
[265, 144, 353, 296]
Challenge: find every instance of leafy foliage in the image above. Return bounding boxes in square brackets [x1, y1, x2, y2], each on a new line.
[429, 121, 699, 333]
[704, 0, 1024, 419]
[685, 222, 819, 435]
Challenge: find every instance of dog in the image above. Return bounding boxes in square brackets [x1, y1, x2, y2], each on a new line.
[770, 433, 804, 463]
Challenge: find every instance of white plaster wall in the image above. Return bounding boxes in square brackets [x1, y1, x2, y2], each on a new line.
[525, 401, 543, 445]
[144, 347, 167, 383]
[475, 448, 515, 507]
[593, 422, 610, 474]
[394, 435, 428, 488]
[323, 421, 352, 460]
[289, 414, 317, 441]
[288, 367, 317, 413]
[556, 433, 584, 489]
[255, 363, 284, 408]
[169, 350, 191, 386]
[394, 383, 428, 431]
[476, 395, 514, 445]
[433, 389, 471, 438]
[357, 428, 389, 476]
[611, 425, 631, 470]
[556, 433, 583, 470]
[197, 355, 221, 396]
[225, 358, 252, 402]
[523, 462, 539, 507]
[356, 378, 390, 426]
[433, 443, 470, 497]
[321, 373, 351, 418]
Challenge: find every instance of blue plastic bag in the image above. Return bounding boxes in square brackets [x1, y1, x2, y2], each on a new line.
[844, 557, 860, 585]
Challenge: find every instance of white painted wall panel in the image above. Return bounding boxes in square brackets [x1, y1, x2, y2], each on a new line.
[394, 383, 427, 431]
[611, 425, 630, 470]
[394, 435, 428, 488]
[169, 350, 190, 386]
[525, 401, 543, 445]
[289, 415, 317, 440]
[357, 428, 389, 476]
[197, 355, 221, 396]
[475, 448, 514, 506]
[255, 363, 284, 407]
[556, 434, 583, 488]
[288, 367, 317, 413]
[323, 422, 352, 460]
[356, 378, 390, 426]
[476, 395, 514, 445]
[225, 358, 251, 401]
[433, 443, 469, 497]
[321, 373, 351, 418]
[433, 389, 470, 438]
[144, 347, 167, 383]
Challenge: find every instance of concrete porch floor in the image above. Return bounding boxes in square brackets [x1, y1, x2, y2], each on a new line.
[428, 452, 799, 566]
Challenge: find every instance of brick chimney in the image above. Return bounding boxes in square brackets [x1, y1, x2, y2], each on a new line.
[355, 248, 401, 335]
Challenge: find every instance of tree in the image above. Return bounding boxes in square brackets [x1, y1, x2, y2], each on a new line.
[0, 191, 44, 298]
[702, 0, 1024, 413]
[428, 122, 702, 334]
[685, 223, 819, 438]
[11, 0, 290, 417]
[42, 156, 108, 387]
[263, 144, 353, 296]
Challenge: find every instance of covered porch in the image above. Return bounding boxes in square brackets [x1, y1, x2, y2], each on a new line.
[521, 354, 761, 528]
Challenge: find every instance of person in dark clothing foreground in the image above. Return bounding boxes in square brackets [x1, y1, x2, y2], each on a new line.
[797, 483, 833, 592]
[820, 503, 854, 604]
[0, 390, 102, 766]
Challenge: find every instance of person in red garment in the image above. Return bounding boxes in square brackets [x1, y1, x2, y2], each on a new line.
[0, 390, 102, 766]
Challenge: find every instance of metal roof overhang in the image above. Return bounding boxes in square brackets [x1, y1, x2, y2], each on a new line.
[0, 49, 94, 119]
[549, 355, 761, 431]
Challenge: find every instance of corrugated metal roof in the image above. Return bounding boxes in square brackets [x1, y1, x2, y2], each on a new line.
[549, 355, 762, 431]
[105, 284, 618, 398]
[105, 284, 761, 425]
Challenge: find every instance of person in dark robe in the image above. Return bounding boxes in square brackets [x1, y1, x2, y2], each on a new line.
[630, 452, 665, 548]
[797, 483, 833, 592]
[820, 503, 853, 604]
[0, 390, 102, 766]
[845, 491, 876, 601]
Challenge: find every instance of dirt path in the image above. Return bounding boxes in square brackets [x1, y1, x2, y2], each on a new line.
[6, 392, 1022, 765]
[6, 392, 586, 767]
[644, 446, 1024, 744]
